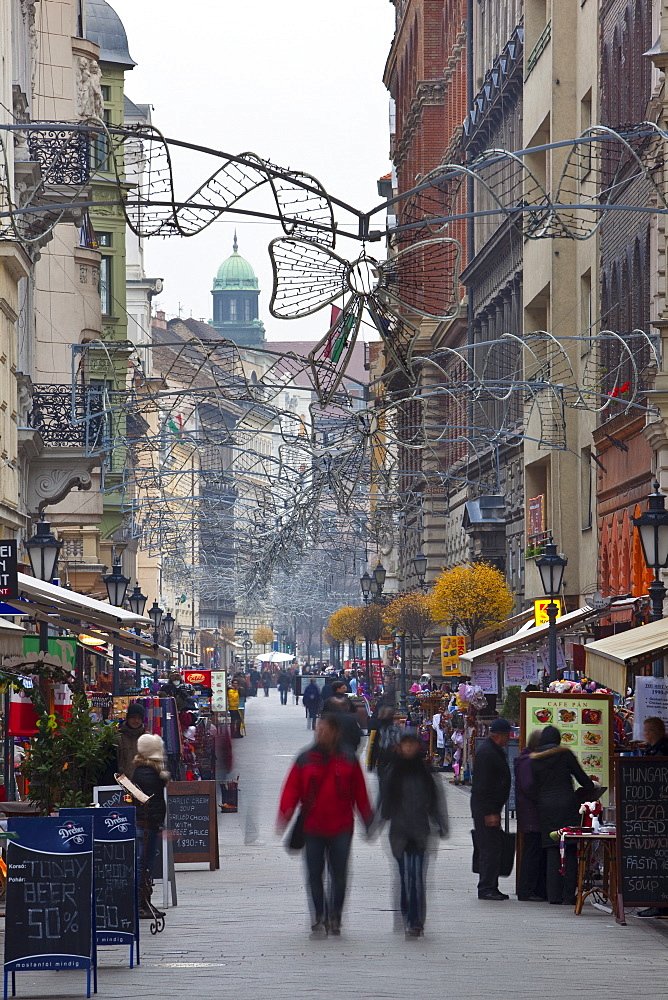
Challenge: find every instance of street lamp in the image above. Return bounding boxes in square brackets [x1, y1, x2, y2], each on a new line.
[535, 537, 568, 683]
[103, 556, 130, 696]
[360, 571, 372, 604]
[127, 583, 147, 690]
[26, 515, 63, 652]
[633, 481, 668, 677]
[373, 562, 386, 594]
[162, 612, 175, 667]
[148, 600, 163, 682]
[189, 625, 196, 655]
[413, 551, 428, 591]
[369, 577, 379, 600]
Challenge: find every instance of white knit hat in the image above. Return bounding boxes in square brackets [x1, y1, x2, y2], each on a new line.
[136, 733, 165, 761]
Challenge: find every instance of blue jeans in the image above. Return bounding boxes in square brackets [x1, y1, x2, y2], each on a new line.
[304, 832, 353, 924]
[396, 849, 426, 930]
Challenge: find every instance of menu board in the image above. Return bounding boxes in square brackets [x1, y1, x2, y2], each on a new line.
[61, 807, 138, 961]
[211, 671, 227, 712]
[168, 781, 219, 870]
[520, 692, 613, 806]
[4, 816, 95, 994]
[616, 756, 668, 907]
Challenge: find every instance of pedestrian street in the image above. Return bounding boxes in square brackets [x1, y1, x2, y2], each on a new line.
[12, 692, 668, 1000]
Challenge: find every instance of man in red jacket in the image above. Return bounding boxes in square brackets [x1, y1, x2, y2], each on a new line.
[277, 714, 373, 937]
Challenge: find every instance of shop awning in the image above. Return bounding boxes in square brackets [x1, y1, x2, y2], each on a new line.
[6, 574, 152, 628]
[0, 618, 27, 656]
[459, 605, 597, 668]
[584, 617, 668, 693]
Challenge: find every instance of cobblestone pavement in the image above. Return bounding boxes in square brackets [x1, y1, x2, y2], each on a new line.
[8, 692, 668, 998]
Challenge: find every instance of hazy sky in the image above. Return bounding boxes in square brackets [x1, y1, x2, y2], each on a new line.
[111, 0, 395, 341]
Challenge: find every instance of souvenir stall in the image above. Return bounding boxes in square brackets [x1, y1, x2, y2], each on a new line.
[111, 695, 184, 778]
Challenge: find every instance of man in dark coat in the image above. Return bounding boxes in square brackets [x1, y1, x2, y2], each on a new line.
[514, 730, 547, 901]
[278, 670, 291, 706]
[323, 695, 362, 754]
[531, 725, 597, 905]
[470, 718, 512, 900]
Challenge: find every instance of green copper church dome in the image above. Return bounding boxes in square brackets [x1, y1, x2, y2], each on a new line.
[213, 233, 259, 290]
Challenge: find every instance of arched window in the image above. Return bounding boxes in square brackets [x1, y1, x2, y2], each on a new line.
[229, 298, 237, 322]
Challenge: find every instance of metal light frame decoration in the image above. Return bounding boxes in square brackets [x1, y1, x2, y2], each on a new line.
[26, 516, 63, 585]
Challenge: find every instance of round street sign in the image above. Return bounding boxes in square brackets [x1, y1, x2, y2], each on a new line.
[243, 639, 253, 649]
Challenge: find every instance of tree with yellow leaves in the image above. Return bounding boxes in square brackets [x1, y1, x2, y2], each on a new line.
[429, 562, 514, 648]
[328, 606, 363, 661]
[384, 593, 437, 678]
[253, 625, 275, 652]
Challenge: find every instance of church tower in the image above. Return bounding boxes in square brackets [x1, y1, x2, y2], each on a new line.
[211, 233, 266, 346]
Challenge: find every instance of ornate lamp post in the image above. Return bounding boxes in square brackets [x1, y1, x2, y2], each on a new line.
[127, 583, 147, 690]
[535, 538, 568, 683]
[26, 516, 63, 652]
[413, 551, 428, 591]
[633, 481, 668, 677]
[148, 600, 163, 682]
[103, 556, 130, 696]
[360, 571, 372, 605]
[162, 612, 175, 668]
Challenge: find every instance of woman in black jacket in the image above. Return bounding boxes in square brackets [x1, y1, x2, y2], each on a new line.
[132, 733, 169, 918]
[380, 730, 448, 937]
[531, 725, 596, 905]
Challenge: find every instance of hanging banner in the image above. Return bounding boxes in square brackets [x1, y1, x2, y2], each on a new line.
[441, 636, 466, 676]
[632, 676, 668, 741]
[503, 653, 539, 687]
[471, 662, 498, 694]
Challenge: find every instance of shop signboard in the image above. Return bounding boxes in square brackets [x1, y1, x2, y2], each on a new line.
[184, 669, 211, 688]
[0, 540, 18, 598]
[527, 494, 545, 537]
[533, 598, 563, 627]
[61, 807, 138, 965]
[210, 670, 227, 712]
[441, 636, 466, 676]
[632, 676, 668, 741]
[471, 662, 498, 694]
[4, 815, 95, 997]
[168, 781, 219, 871]
[615, 756, 668, 912]
[520, 691, 613, 806]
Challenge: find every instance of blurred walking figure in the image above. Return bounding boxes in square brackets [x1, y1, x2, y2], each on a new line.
[277, 714, 373, 937]
[302, 678, 321, 730]
[367, 705, 402, 776]
[514, 730, 547, 901]
[379, 729, 448, 937]
[132, 734, 169, 919]
[262, 669, 272, 696]
[278, 670, 291, 706]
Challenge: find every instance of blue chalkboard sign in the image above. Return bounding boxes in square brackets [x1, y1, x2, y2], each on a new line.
[3, 815, 96, 998]
[61, 807, 138, 967]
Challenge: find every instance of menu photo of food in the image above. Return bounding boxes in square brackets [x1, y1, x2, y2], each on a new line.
[560, 730, 578, 746]
[533, 707, 552, 724]
[581, 751, 604, 770]
[582, 729, 603, 746]
[582, 708, 603, 725]
[558, 708, 577, 724]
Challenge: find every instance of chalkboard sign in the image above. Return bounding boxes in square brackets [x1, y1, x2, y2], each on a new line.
[61, 807, 138, 967]
[616, 756, 668, 908]
[93, 785, 132, 809]
[4, 816, 96, 998]
[168, 781, 219, 870]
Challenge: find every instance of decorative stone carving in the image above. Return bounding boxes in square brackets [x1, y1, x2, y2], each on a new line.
[25, 451, 96, 515]
[76, 56, 104, 119]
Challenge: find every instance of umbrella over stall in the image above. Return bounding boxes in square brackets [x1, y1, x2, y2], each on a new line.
[255, 651, 295, 664]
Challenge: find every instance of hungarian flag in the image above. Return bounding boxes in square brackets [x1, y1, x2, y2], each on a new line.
[324, 306, 342, 359]
[167, 413, 184, 437]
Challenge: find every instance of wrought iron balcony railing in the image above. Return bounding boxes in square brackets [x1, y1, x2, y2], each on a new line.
[26, 124, 90, 186]
[29, 385, 104, 450]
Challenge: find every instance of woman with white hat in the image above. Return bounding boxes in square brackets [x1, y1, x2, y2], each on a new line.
[132, 733, 169, 918]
